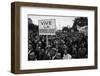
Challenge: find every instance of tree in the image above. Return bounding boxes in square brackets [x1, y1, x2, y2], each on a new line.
[28, 18, 39, 33]
[72, 17, 88, 31]
[62, 27, 69, 32]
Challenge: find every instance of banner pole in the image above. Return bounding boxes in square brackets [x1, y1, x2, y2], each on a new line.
[46, 35, 48, 47]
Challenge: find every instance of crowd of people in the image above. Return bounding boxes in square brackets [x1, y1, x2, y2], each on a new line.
[28, 28, 88, 60]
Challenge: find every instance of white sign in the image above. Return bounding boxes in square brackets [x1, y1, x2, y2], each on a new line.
[38, 19, 56, 35]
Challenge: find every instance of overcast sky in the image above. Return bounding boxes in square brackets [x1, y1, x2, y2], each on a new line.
[28, 15, 77, 30]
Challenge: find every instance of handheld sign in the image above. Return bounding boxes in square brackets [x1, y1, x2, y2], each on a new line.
[38, 19, 56, 35]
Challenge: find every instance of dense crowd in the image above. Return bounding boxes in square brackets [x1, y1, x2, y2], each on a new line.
[28, 29, 88, 60]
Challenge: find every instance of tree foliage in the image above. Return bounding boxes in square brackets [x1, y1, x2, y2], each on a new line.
[72, 17, 88, 31]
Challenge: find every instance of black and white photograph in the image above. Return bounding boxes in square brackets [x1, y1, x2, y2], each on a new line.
[28, 15, 88, 61]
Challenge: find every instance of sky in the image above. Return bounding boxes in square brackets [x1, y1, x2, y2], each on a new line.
[28, 15, 77, 30]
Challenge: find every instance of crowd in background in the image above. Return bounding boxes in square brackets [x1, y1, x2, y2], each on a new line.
[28, 29, 88, 60]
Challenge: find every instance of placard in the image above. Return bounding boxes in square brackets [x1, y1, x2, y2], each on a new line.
[38, 19, 56, 35]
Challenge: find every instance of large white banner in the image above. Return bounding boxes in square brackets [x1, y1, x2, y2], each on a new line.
[38, 19, 56, 35]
